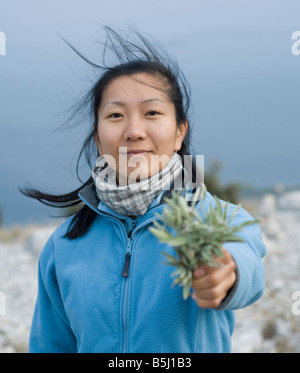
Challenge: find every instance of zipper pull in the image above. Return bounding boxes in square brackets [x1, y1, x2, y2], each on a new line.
[121, 252, 131, 277]
[121, 222, 135, 278]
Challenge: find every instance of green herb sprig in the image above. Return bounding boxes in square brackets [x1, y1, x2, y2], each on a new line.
[149, 188, 258, 299]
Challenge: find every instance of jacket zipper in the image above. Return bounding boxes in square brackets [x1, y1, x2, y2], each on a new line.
[121, 252, 131, 278]
[121, 222, 135, 353]
[79, 193, 135, 352]
[121, 227, 133, 278]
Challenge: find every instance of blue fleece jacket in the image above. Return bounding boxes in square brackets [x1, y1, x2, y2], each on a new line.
[28, 185, 266, 353]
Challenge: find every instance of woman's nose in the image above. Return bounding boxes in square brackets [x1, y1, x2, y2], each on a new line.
[123, 115, 147, 141]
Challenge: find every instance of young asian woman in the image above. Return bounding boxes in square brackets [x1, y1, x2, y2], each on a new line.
[23, 27, 266, 353]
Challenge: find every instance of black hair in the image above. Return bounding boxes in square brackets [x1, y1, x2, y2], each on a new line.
[20, 26, 197, 239]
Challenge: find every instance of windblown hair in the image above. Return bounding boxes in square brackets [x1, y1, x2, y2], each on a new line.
[20, 26, 196, 239]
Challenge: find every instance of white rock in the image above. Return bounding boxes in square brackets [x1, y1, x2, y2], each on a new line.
[257, 193, 277, 218]
[25, 226, 56, 257]
[277, 191, 300, 211]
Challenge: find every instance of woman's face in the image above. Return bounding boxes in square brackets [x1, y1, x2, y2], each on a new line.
[95, 73, 187, 185]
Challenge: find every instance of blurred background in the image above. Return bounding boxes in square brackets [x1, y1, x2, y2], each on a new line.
[0, 0, 300, 353]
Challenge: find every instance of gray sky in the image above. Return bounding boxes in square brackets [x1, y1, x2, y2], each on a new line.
[1, 0, 300, 225]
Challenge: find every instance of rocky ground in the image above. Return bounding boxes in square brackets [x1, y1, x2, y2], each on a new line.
[0, 225, 57, 352]
[232, 191, 300, 353]
[1, 190, 300, 353]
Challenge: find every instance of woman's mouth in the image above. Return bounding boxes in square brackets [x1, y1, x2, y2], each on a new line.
[126, 150, 151, 157]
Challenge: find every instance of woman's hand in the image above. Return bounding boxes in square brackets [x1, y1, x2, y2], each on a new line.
[191, 247, 236, 309]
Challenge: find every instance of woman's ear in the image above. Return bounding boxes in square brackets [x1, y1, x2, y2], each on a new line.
[94, 133, 102, 155]
[174, 121, 188, 151]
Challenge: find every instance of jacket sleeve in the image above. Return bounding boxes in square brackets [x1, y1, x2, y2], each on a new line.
[28, 235, 77, 353]
[216, 202, 267, 311]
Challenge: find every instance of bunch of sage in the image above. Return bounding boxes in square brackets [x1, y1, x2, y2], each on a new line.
[149, 188, 258, 299]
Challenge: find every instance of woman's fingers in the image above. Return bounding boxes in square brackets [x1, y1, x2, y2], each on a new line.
[191, 248, 236, 309]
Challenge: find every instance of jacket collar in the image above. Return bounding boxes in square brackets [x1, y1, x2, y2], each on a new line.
[78, 182, 99, 213]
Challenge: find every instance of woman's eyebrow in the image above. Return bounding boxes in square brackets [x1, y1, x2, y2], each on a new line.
[103, 98, 165, 109]
[141, 98, 164, 104]
[103, 101, 125, 108]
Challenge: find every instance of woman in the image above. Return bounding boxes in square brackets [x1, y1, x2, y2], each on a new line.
[24, 27, 266, 353]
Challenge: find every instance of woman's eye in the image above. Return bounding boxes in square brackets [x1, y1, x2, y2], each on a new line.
[146, 111, 160, 116]
[108, 113, 123, 118]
